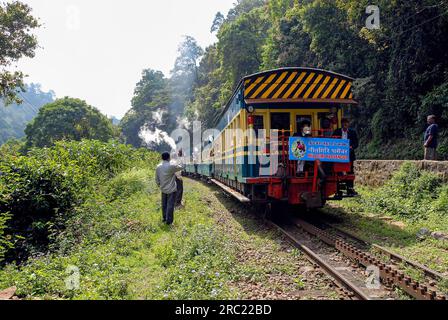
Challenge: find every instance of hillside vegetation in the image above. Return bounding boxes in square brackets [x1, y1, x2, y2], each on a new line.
[0, 140, 331, 300]
[121, 0, 448, 159]
[0, 140, 234, 299]
[0, 84, 54, 145]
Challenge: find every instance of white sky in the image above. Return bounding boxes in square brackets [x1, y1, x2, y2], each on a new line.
[16, 0, 235, 118]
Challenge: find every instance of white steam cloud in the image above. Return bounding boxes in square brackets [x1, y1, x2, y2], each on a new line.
[152, 109, 165, 125]
[176, 116, 190, 130]
[139, 126, 176, 150]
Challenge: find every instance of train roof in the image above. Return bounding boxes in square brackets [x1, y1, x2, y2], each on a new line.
[212, 67, 357, 128]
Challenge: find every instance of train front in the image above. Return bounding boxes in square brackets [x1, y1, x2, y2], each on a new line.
[242, 67, 357, 209]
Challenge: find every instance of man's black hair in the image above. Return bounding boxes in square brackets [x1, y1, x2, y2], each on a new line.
[300, 120, 311, 128]
[162, 152, 170, 161]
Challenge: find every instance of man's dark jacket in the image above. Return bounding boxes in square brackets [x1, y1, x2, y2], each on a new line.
[332, 128, 359, 161]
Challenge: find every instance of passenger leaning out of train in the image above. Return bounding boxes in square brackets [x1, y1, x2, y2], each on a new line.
[293, 121, 327, 182]
[319, 117, 333, 137]
[333, 118, 359, 196]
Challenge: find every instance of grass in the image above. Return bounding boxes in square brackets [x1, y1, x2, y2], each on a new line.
[1, 161, 337, 300]
[0, 165, 240, 299]
[321, 162, 448, 280]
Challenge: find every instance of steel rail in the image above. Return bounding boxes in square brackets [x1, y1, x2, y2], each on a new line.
[267, 220, 371, 300]
[325, 222, 447, 281]
[293, 218, 447, 300]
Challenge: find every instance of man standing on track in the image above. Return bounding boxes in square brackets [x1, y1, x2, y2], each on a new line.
[155, 152, 184, 225]
[424, 115, 438, 161]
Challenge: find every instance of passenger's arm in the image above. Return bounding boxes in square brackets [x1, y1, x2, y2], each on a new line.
[170, 162, 185, 174]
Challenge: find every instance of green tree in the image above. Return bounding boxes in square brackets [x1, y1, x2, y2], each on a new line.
[226, 0, 267, 22]
[131, 69, 167, 113]
[0, 1, 40, 104]
[262, 3, 315, 69]
[211, 12, 225, 33]
[171, 35, 204, 100]
[122, 37, 205, 149]
[217, 6, 270, 88]
[25, 97, 115, 148]
[121, 69, 171, 147]
[0, 83, 55, 145]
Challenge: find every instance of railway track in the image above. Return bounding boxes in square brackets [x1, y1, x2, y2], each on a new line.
[311, 219, 447, 282]
[200, 177, 447, 300]
[269, 216, 448, 300]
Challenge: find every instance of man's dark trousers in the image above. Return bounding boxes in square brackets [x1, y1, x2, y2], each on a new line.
[162, 192, 176, 224]
[175, 177, 183, 206]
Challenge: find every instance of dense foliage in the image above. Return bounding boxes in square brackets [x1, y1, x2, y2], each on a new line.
[0, 1, 40, 104]
[352, 162, 447, 220]
[0, 140, 243, 299]
[0, 83, 55, 145]
[25, 97, 116, 148]
[0, 140, 150, 263]
[121, 0, 448, 160]
[120, 37, 204, 149]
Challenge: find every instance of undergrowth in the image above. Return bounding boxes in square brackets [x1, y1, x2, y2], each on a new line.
[0, 140, 237, 299]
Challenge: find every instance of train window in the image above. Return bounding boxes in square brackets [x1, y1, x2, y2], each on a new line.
[271, 113, 290, 135]
[318, 113, 333, 137]
[253, 115, 264, 137]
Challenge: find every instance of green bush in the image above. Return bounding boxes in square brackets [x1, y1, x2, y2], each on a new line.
[28, 140, 156, 178]
[107, 168, 157, 201]
[0, 212, 12, 261]
[432, 185, 448, 215]
[357, 162, 443, 219]
[0, 140, 156, 263]
[0, 153, 87, 262]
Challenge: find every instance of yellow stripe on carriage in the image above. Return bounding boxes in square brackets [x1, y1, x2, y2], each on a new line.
[340, 82, 352, 99]
[244, 76, 264, 96]
[331, 80, 346, 99]
[321, 78, 338, 99]
[261, 71, 289, 99]
[303, 74, 323, 99]
[293, 72, 315, 99]
[312, 75, 331, 99]
[250, 73, 277, 99]
[282, 72, 307, 99]
[272, 71, 298, 99]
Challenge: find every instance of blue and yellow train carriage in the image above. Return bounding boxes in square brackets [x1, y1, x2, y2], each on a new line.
[185, 67, 357, 208]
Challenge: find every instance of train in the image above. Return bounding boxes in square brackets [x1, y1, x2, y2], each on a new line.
[184, 67, 357, 211]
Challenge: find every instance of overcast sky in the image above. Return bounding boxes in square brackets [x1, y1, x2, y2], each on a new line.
[17, 0, 235, 117]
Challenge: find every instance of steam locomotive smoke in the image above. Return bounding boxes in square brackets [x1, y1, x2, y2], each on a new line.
[139, 126, 176, 150]
[138, 109, 176, 151]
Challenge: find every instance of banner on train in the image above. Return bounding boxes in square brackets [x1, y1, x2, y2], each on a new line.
[289, 137, 350, 163]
